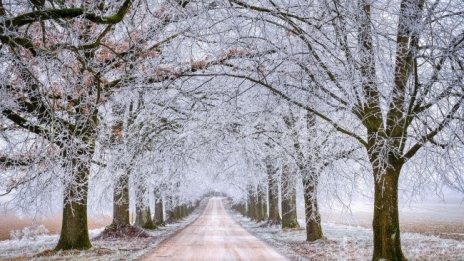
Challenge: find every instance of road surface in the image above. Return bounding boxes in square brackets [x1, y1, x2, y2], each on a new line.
[142, 197, 287, 260]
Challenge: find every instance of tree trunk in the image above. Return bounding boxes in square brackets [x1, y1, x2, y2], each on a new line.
[267, 163, 281, 224]
[137, 206, 155, 229]
[166, 195, 174, 221]
[257, 184, 268, 221]
[154, 194, 164, 226]
[55, 159, 91, 250]
[302, 174, 323, 241]
[135, 187, 144, 226]
[372, 162, 405, 261]
[281, 164, 299, 229]
[112, 173, 130, 226]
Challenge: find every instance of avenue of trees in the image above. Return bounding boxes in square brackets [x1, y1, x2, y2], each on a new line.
[1, 0, 463, 260]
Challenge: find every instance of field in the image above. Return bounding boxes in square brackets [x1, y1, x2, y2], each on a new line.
[0, 214, 111, 241]
[317, 199, 464, 240]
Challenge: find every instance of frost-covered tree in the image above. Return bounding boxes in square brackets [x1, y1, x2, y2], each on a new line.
[0, 0, 225, 249]
[1, 0, 462, 259]
[0, 0, 136, 249]
[194, 0, 464, 259]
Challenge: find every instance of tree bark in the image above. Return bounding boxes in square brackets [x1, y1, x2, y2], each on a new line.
[112, 172, 130, 226]
[267, 161, 281, 224]
[302, 174, 323, 241]
[371, 160, 405, 261]
[55, 159, 92, 250]
[257, 184, 268, 221]
[281, 164, 299, 229]
[247, 185, 258, 220]
[135, 183, 155, 229]
[154, 194, 164, 226]
[136, 206, 155, 229]
[168, 195, 179, 221]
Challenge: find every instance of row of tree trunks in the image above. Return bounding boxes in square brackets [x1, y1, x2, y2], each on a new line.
[237, 146, 319, 239]
[239, 165, 322, 241]
[241, 174, 320, 240]
[241, 157, 282, 226]
[168, 203, 195, 221]
[241, 172, 322, 241]
[109, 179, 196, 230]
[241, 173, 321, 241]
[231, 202, 247, 216]
[166, 191, 196, 222]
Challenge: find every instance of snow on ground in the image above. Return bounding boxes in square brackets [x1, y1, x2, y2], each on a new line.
[0, 200, 207, 261]
[230, 211, 464, 260]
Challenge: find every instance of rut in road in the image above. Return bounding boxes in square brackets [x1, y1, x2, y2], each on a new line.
[142, 197, 287, 260]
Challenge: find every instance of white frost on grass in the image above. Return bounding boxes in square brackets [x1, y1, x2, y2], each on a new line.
[0, 199, 206, 260]
[0, 228, 104, 259]
[232, 212, 464, 261]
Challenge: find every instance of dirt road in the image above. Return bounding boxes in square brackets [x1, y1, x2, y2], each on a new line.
[142, 197, 287, 261]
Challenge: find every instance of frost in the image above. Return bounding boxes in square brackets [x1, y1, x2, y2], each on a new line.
[0, 200, 205, 260]
[232, 210, 464, 260]
[9, 225, 49, 240]
[0, 0, 463, 260]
